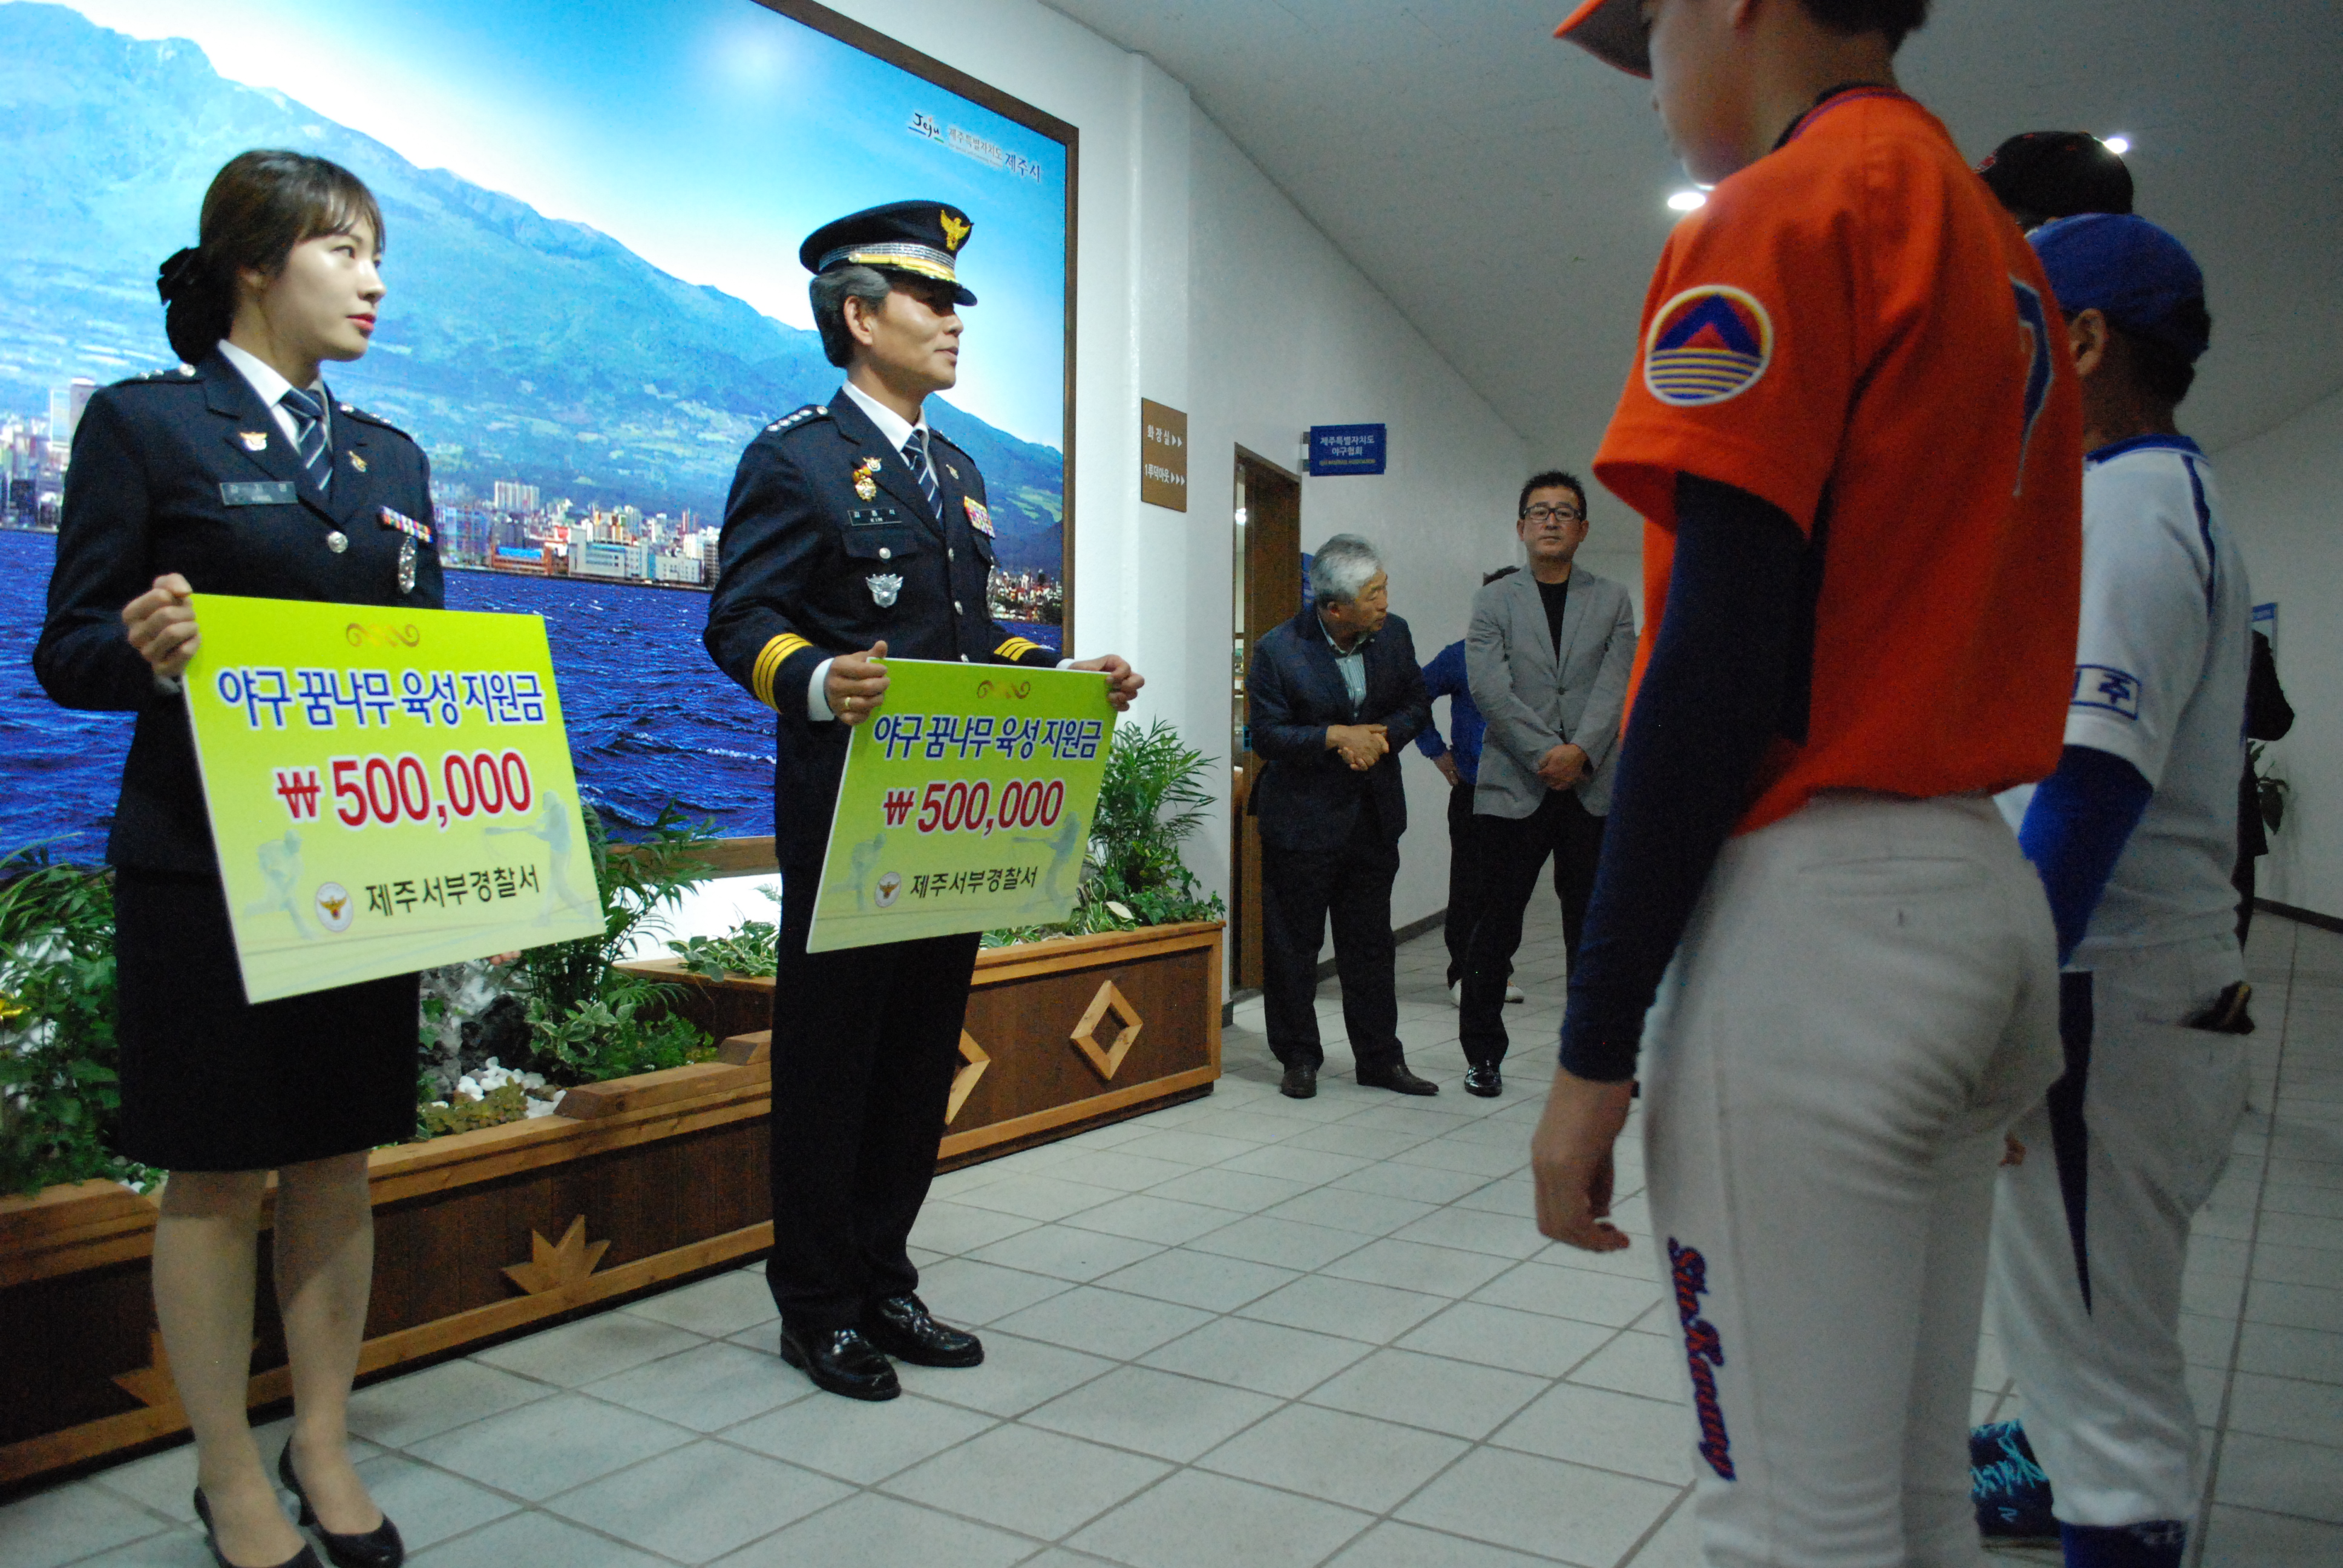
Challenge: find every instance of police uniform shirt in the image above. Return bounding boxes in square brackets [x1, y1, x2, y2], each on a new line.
[800, 383, 1076, 716]
[217, 338, 330, 462]
[34, 348, 441, 875]
[702, 378, 1061, 866]
[805, 381, 934, 716]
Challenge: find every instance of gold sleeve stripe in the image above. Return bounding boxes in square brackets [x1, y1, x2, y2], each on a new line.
[751, 633, 813, 708]
[995, 636, 1040, 661]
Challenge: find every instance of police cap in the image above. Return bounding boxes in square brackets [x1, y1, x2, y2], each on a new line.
[799, 201, 977, 306]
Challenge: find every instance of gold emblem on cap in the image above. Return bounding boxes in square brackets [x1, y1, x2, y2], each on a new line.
[240, 430, 269, 451]
[940, 211, 969, 253]
[350, 452, 367, 472]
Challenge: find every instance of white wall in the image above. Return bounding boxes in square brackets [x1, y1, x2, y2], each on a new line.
[1183, 110, 1529, 943]
[2218, 385, 2343, 920]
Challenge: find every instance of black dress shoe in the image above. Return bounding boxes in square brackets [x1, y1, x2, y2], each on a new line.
[861, 1293, 985, 1367]
[780, 1322, 900, 1400]
[1463, 1064, 1502, 1098]
[193, 1489, 324, 1568]
[1357, 1063, 1440, 1096]
[1279, 1063, 1318, 1099]
[276, 1448, 403, 1568]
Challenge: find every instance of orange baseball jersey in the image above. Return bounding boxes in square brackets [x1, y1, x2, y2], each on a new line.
[1594, 88, 2083, 835]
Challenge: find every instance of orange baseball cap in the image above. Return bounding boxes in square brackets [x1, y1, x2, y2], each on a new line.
[1555, 0, 1651, 76]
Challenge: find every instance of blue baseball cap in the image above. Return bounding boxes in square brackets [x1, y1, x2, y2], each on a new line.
[2030, 212, 2209, 362]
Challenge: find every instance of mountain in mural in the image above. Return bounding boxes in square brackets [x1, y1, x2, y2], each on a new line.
[0, 2, 1063, 574]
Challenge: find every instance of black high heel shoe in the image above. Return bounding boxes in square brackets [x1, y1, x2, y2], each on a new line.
[277, 1445, 406, 1568]
[192, 1489, 324, 1568]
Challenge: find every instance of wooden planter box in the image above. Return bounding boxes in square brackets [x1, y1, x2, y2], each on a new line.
[0, 920, 1221, 1491]
[620, 918, 1225, 1167]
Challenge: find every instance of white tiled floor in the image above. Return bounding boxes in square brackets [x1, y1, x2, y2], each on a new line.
[10, 906, 2342, 1567]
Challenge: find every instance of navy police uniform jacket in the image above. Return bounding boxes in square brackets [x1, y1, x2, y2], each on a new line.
[34, 350, 444, 875]
[1248, 609, 1431, 854]
[705, 390, 1058, 866]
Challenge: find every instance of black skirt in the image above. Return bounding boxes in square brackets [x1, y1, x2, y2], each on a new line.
[112, 869, 420, 1171]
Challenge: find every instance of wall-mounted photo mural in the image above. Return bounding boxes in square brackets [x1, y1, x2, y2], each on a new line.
[1, 0, 1075, 849]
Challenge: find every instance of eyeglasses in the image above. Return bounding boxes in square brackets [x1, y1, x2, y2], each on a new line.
[1521, 504, 1585, 524]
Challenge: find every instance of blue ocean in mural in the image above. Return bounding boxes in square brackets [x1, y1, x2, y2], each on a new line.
[2, 529, 1056, 861]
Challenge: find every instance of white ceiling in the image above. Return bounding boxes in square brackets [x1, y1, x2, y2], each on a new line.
[1045, 0, 2343, 459]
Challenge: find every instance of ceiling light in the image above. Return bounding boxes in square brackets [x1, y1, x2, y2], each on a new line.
[1667, 189, 1706, 212]
[2102, 134, 2131, 155]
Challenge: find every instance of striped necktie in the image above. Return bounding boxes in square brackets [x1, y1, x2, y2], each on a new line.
[902, 428, 940, 515]
[279, 386, 330, 492]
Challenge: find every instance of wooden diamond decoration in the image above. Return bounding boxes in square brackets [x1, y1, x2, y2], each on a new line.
[113, 1329, 182, 1409]
[1070, 980, 1143, 1081]
[947, 1030, 991, 1124]
[502, 1215, 609, 1296]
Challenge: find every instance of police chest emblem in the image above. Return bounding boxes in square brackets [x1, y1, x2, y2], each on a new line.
[239, 430, 269, 452]
[853, 456, 883, 501]
[963, 496, 994, 536]
[867, 572, 903, 608]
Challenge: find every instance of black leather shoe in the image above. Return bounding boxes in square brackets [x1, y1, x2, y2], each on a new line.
[276, 1447, 402, 1568]
[1463, 1064, 1502, 1098]
[194, 1489, 324, 1568]
[1357, 1063, 1440, 1096]
[780, 1322, 900, 1400]
[861, 1293, 984, 1367]
[1280, 1063, 1317, 1099]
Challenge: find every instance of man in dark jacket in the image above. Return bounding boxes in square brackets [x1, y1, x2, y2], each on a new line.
[1247, 534, 1435, 1099]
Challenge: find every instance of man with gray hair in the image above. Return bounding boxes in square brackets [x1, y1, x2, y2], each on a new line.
[1247, 534, 1436, 1099]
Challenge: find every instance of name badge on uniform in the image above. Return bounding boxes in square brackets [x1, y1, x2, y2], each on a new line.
[963, 496, 994, 536]
[220, 481, 297, 507]
[378, 505, 433, 545]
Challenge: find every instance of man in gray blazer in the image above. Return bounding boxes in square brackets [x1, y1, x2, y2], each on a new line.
[1458, 471, 1637, 1096]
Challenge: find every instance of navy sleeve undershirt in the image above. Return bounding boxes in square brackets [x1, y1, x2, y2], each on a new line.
[2017, 744, 2152, 966]
[1559, 475, 1804, 1083]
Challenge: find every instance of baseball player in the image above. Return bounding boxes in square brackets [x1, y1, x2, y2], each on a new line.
[1977, 130, 2135, 232]
[1977, 215, 2249, 1568]
[1538, 1, 2082, 1562]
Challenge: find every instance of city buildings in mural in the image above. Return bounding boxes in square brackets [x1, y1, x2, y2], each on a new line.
[0, 1, 1067, 620]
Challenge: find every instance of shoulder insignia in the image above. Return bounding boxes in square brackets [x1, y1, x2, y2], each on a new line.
[763, 403, 831, 436]
[117, 364, 200, 387]
[336, 403, 416, 440]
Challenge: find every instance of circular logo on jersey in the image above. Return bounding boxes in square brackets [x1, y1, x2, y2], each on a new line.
[1643, 286, 1775, 407]
[313, 881, 354, 933]
[875, 871, 903, 908]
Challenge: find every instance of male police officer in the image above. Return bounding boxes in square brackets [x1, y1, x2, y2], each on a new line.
[706, 202, 1141, 1400]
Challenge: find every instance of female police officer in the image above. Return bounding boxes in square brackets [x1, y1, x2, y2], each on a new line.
[36, 151, 434, 1568]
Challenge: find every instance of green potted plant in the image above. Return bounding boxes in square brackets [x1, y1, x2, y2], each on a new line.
[0, 849, 150, 1197]
[415, 804, 722, 1135]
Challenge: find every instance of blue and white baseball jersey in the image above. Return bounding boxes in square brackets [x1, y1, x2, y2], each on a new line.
[2001, 435, 2252, 957]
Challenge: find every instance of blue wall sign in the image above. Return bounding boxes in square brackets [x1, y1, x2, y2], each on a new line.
[1308, 423, 1386, 477]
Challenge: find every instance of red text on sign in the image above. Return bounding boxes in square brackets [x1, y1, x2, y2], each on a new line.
[327, 750, 536, 831]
